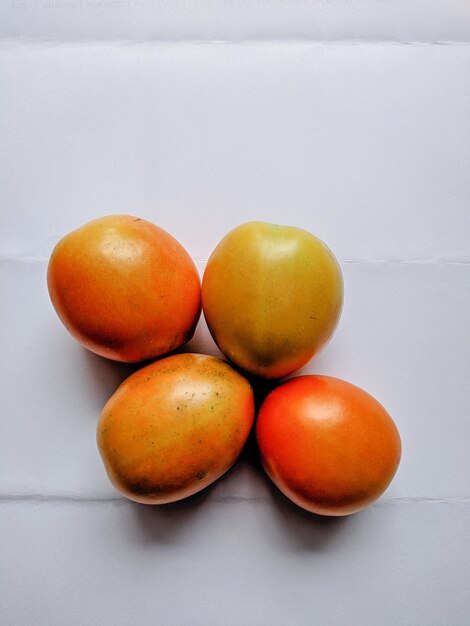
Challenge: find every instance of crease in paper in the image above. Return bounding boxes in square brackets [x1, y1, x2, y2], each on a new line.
[1, 492, 470, 506]
[1, 39, 470, 47]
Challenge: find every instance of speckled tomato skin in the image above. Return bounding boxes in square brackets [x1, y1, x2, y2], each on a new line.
[47, 215, 201, 362]
[256, 375, 401, 516]
[201, 221, 343, 379]
[97, 353, 255, 504]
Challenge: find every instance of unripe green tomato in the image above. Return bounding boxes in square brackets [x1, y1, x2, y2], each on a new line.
[202, 222, 343, 379]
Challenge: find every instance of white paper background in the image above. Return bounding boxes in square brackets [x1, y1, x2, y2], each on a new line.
[1, 3, 469, 625]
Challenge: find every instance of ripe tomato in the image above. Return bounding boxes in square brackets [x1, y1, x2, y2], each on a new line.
[256, 375, 401, 516]
[202, 222, 343, 379]
[97, 353, 255, 504]
[47, 215, 201, 362]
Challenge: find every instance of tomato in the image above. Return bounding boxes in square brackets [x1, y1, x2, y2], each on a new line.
[47, 215, 201, 362]
[202, 222, 343, 379]
[97, 353, 255, 504]
[256, 375, 401, 516]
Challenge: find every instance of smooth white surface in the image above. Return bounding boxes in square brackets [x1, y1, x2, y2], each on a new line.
[1, 0, 470, 42]
[1, 42, 470, 262]
[1, 4, 470, 625]
[2, 500, 470, 626]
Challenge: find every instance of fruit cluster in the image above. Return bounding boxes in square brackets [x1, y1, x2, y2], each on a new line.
[48, 215, 401, 516]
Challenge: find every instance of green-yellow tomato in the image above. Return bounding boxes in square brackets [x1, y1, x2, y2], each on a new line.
[202, 222, 343, 379]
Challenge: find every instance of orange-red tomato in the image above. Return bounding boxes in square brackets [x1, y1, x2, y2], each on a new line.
[47, 215, 201, 362]
[202, 222, 343, 379]
[256, 375, 401, 516]
[97, 353, 255, 504]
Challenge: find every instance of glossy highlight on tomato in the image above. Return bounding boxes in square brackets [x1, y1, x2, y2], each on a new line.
[47, 215, 201, 362]
[97, 353, 255, 504]
[202, 221, 343, 379]
[256, 375, 401, 516]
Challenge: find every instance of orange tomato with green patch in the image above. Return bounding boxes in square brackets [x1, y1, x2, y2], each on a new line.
[97, 353, 255, 504]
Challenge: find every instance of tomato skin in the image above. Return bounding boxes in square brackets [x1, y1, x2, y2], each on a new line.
[97, 353, 255, 504]
[256, 376, 401, 516]
[202, 222, 343, 379]
[47, 215, 201, 362]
